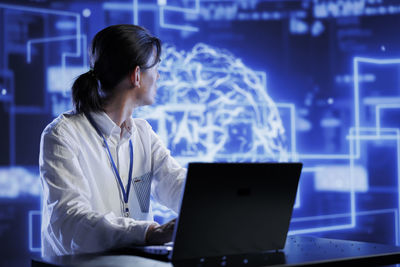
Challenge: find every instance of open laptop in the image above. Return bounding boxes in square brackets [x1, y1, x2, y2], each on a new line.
[130, 162, 302, 262]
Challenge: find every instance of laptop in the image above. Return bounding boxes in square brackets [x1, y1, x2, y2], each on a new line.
[130, 162, 302, 262]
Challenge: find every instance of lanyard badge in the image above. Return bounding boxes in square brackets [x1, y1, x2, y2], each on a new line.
[85, 113, 133, 218]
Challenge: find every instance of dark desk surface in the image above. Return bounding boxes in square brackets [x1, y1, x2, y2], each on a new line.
[32, 235, 400, 267]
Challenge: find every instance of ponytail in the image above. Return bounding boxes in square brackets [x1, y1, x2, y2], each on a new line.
[72, 70, 103, 114]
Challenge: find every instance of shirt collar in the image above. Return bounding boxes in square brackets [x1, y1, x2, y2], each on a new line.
[89, 111, 135, 140]
[121, 117, 134, 138]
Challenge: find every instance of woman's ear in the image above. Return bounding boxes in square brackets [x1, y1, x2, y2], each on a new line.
[130, 66, 141, 88]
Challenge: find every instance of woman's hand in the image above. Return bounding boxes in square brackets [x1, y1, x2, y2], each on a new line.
[145, 219, 176, 245]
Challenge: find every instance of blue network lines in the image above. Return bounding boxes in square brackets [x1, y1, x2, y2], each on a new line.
[158, 0, 200, 31]
[288, 56, 400, 241]
[1, 0, 400, 257]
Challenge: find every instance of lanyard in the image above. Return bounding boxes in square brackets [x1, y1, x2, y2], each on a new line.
[85, 113, 133, 218]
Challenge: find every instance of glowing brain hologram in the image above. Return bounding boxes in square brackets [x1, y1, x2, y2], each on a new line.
[135, 43, 288, 164]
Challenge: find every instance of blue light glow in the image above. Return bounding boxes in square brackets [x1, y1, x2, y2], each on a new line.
[314, 165, 368, 192]
[0, 167, 41, 198]
[2, 1, 400, 262]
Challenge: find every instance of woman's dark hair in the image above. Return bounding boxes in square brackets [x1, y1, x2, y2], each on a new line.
[72, 24, 161, 113]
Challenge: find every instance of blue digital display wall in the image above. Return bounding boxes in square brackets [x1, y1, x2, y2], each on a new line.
[1, 0, 400, 266]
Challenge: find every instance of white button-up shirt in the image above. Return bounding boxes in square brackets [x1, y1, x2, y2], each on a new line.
[39, 111, 186, 257]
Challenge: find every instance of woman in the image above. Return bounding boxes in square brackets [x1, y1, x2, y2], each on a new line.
[39, 24, 186, 257]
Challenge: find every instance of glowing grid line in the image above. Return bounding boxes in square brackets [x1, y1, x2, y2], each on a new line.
[349, 126, 357, 228]
[159, 0, 200, 31]
[28, 210, 41, 252]
[376, 104, 400, 136]
[289, 126, 385, 235]
[290, 209, 399, 245]
[297, 57, 400, 161]
[27, 35, 76, 63]
[10, 3, 87, 94]
[26, 35, 87, 68]
[0, 4, 82, 66]
[292, 167, 325, 210]
[348, 57, 400, 241]
[353, 57, 400, 163]
[298, 126, 360, 160]
[293, 166, 331, 211]
[133, 0, 138, 25]
[274, 102, 299, 213]
[61, 34, 88, 69]
[276, 103, 297, 161]
[0, 3, 78, 16]
[346, 127, 400, 244]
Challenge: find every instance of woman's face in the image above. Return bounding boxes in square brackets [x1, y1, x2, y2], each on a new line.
[136, 51, 160, 106]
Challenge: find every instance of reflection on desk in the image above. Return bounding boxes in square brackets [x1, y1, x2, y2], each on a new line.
[32, 235, 400, 267]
